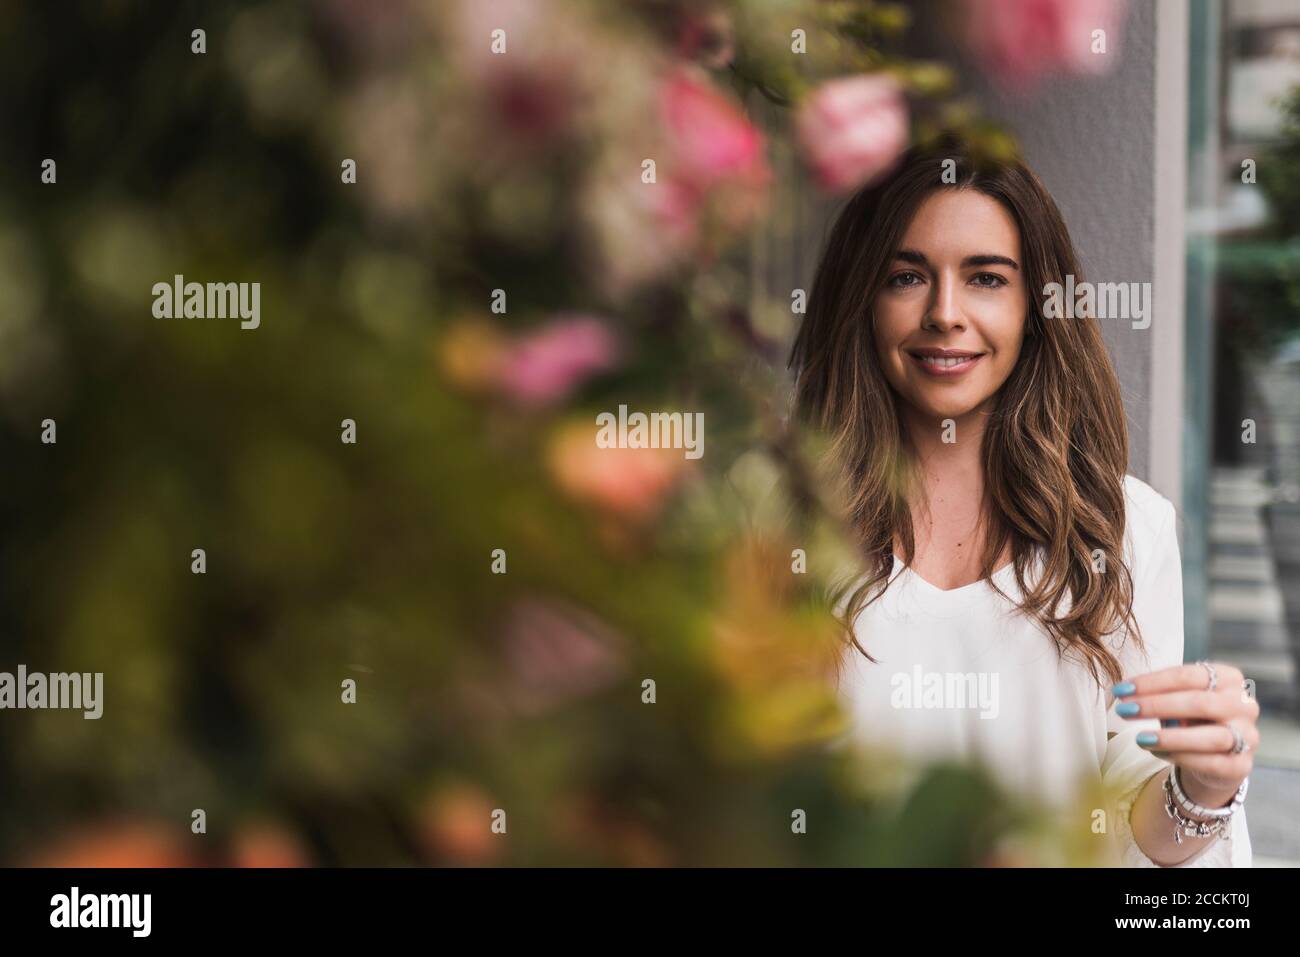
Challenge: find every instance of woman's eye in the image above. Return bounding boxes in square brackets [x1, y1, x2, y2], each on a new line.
[971, 272, 1008, 288]
[889, 271, 923, 288]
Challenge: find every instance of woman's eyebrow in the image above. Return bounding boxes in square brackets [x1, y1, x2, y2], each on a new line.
[893, 249, 1019, 270]
[962, 254, 1019, 270]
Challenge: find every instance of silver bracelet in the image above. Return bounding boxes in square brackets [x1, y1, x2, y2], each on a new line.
[1162, 768, 1248, 845]
[1169, 764, 1248, 818]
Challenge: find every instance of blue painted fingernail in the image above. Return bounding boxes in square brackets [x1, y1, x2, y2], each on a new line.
[1116, 701, 1140, 716]
[1137, 732, 1159, 747]
[1112, 682, 1136, 697]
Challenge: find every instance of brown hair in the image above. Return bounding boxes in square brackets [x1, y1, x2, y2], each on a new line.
[789, 141, 1140, 689]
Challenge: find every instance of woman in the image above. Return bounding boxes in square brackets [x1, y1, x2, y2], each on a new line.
[789, 143, 1258, 866]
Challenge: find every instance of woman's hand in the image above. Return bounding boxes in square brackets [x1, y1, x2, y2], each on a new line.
[1112, 661, 1259, 808]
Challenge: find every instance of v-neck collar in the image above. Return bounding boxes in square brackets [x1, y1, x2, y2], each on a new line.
[891, 554, 1019, 598]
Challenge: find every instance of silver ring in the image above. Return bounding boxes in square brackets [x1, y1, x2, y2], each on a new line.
[1196, 660, 1218, 692]
[1226, 722, 1249, 755]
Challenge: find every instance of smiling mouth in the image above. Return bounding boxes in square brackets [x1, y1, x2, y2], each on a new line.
[906, 350, 986, 375]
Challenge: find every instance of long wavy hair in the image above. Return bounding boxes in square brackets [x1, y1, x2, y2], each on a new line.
[789, 142, 1141, 690]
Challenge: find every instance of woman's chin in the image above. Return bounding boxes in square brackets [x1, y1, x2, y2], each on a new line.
[912, 399, 984, 424]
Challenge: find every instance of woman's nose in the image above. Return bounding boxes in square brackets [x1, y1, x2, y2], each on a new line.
[923, 275, 965, 333]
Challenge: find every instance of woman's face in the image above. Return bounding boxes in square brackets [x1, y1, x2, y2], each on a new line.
[872, 188, 1028, 424]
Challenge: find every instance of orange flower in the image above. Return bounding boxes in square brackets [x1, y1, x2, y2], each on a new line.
[547, 419, 689, 519]
[416, 782, 505, 866]
[230, 822, 311, 868]
[26, 820, 196, 868]
[437, 318, 508, 394]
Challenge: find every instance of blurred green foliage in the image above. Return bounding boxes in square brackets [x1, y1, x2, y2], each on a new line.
[1222, 84, 1300, 357]
[0, 0, 1082, 867]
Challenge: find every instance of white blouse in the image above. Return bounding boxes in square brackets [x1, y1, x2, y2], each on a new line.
[832, 475, 1251, 866]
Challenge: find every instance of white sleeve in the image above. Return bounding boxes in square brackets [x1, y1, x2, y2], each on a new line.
[1101, 494, 1249, 867]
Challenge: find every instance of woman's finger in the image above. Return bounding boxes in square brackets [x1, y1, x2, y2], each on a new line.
[1115, 689, 1260, 723]
[1113, 661, 1244, 699]
[1136, 721, 1259, 754]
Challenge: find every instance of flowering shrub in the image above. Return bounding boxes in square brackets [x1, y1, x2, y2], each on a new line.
[0, 0, 1123, 866]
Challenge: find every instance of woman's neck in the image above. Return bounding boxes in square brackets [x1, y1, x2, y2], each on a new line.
[897, 406, 1002, 583]
[903, 406, 988, 501]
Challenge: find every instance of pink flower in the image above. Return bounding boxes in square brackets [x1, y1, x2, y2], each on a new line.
[645, 68, 771, 269]
[961, 0, 1128, 91]
[582, 68, 770, 299]
[494, 316, 619, 407]
[444, 0, 587, 155]
[483, 62, 578, 147]
[659, 68, 767, 189]
[795, 74, 909, 194]
[498, 597, 627, 715]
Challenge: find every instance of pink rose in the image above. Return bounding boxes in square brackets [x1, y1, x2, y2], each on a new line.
[648, 68, 771, 268]
[659, 68, 767, 189]
[961, 0, 1128, 91]
[795, 74, 909, 194]
[494, 316, 619, 407]
[583, 68, 770, 298]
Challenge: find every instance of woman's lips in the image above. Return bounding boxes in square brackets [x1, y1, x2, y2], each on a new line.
[907, 351, 985, 377]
